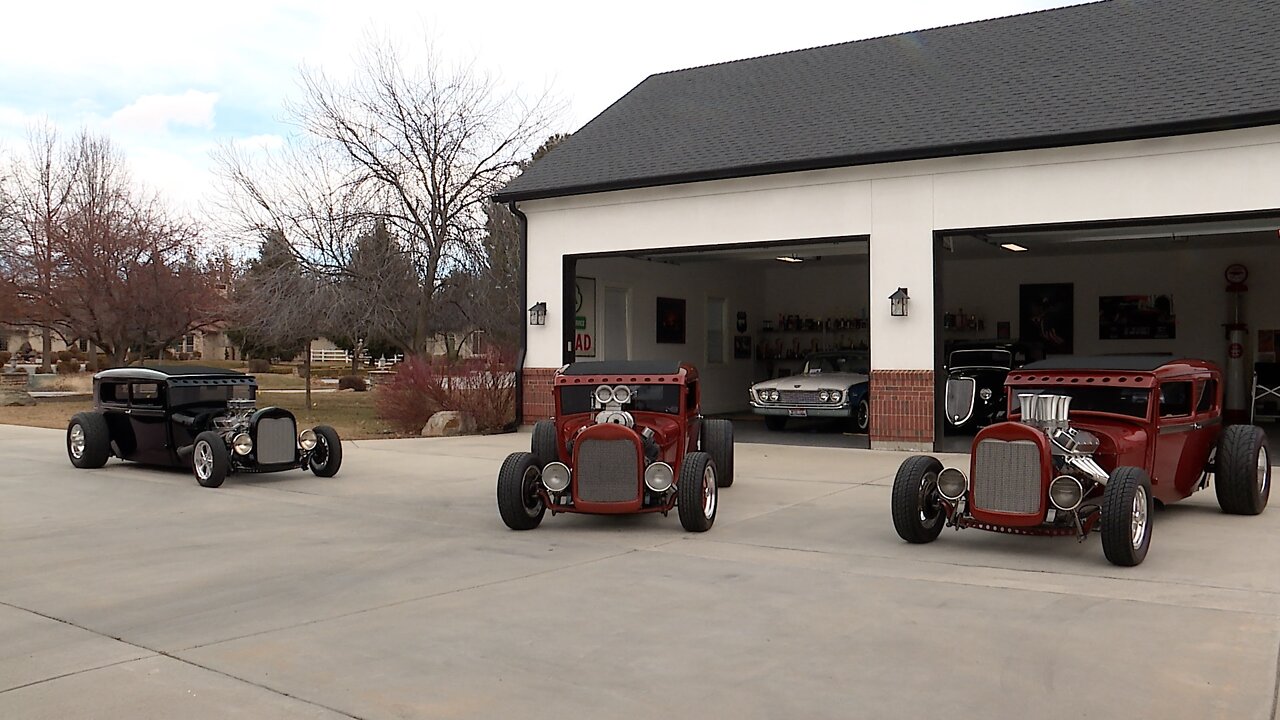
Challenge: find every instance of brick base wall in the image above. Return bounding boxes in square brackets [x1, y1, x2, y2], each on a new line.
[870, 369, 935, 451]
[521, 368, 557, 424]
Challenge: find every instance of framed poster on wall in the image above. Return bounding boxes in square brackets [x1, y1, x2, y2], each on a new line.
[1019, 283, 1073, 354]
[1099, 295, 1175, 340]
[656, 297, 686, 344]
[575, 276, 596, 357]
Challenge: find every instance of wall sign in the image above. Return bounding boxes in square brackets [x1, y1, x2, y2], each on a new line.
[656, 297, 686, 344]
[575, 276, 596, 357]
[1099, 295, 1176, 340]
[1019, 283, 1073, 354]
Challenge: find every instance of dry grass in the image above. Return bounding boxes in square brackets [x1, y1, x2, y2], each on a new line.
[0, 390, 404, 441]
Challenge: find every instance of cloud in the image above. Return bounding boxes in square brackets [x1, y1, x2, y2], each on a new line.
[107, 90, 219, 135]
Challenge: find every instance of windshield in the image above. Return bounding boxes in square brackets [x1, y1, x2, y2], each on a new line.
[169, 384, 256, 408]
[559, 384, 682, 415]
[950, 350, 1013, 369]
[1011, 386, 1151, 418]
[803, 352, 869, 375]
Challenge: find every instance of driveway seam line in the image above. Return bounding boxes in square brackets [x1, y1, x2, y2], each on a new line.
[0, 600, 367, 719]
[0, 656, 156, 695]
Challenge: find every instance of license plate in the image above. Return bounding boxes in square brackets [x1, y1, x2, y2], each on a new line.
[788, 409, 808, 417]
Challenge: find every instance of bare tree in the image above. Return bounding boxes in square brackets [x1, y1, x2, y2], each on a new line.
[215, 34, 557, 356]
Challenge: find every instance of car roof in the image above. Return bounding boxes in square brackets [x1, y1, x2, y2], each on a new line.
[95, 366, 255, 385]
[562, 360, 683, 376]
[1021, 355, 1178, 372]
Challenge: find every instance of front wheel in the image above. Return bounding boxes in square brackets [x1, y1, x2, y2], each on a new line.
[192, 431, 230, 488]
[678, 452, 717, 532]
[497, 452, 545, 530]
[891, 456, 946, 543]
[1214, 425, 1270, 515]
[1101, 466, 1153, 566]
[701, 419, 734, 487]
[308, 425, 343, 477]
[531, 420, 558, 467]
[850, 396, 870, 434]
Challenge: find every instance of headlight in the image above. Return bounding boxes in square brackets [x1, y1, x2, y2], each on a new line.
[830, 390, 843, 404]
[937, 467, 967, 501]
[594, 385, 615, 405]
[1049, 475, 1084, 511]
[818, 390, 830, 402]
[542, 462, 571, 492]
[612, 385, 632, 404]
[768, 389, 780, 402]
[298, 428, 318, 451]
[979, 388, 994, 401]
[232, 432, 253, 456]
[644, 462, 674, 492]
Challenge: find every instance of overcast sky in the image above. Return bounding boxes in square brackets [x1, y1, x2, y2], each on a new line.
[0, 0, 1089, 214]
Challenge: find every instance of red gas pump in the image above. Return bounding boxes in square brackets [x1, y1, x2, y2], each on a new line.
[1224, 263, 1249, 423]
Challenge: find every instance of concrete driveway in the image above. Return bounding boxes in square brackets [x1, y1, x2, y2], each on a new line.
[1, 424, 1277, 719]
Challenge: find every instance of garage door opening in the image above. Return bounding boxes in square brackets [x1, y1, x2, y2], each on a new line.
[569, 236, 871, 448]
[936, 213, 1280, 452]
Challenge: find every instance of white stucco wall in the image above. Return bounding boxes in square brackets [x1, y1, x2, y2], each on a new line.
[522, 125, 1280, 374]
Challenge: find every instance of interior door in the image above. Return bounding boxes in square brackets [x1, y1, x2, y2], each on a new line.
[602, 286, 630, 361]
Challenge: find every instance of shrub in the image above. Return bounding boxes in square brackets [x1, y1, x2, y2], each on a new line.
[57, 350, 73, 362]
[338, 375, 367, 392]
[178, 352, 191, 361]
[375, 353, 515, 435]
[57, 358, 81, 374]
[247, 358, 272, 373]
[0, 351, 10, 366]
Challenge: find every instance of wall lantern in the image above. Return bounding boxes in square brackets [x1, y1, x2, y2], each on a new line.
[528, 301, 548, 326]
[889, 288, 910, 317]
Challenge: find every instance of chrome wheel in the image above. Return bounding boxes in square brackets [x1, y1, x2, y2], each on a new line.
[69, 424, 85, 459]
[1257, 446, 1270, 497]
[702, 465, 717, 519]
[194, 441, 214, 481]
[521, 465, 543, 518]
[1131, 484, 1149, 550]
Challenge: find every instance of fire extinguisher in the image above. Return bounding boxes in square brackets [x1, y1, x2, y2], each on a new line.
[1224, 263, 1249, 423]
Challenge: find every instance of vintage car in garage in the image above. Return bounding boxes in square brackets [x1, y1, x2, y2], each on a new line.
[892, 356, 1269, 566]
[497, 360, 733, 532]
[66, 366, 342, 487]
[749, 350, 870, 432]
[944, 341, 1042, 432]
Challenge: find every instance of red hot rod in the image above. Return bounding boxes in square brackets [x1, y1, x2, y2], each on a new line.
[892, 356, 1270, 566]
[497, 361, 734, 532]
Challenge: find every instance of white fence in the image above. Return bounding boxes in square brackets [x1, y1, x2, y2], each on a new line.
[309, 349, 404, 368]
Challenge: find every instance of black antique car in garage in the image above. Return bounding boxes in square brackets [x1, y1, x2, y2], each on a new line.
[66, 366, 341, 487]
[943, 341, 1042, 432]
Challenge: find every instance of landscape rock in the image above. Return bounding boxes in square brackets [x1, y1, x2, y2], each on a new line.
[0, 389, 35, 406]
[421, 410, 477, 437]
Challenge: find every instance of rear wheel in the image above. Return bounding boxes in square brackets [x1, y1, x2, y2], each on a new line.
[192, 432, 230, 488]
[764, 416, 787, 432]
[67, 412, 110, 469]
[891, 455, 945, 543]
[701, 419, 734, 487]
[1214, 425, 1270, 515]
[678, 451, 717, 532]
[1101, 466, 1152, 566]
[531, 420, 558, 467]
[308, 425, 343, 477]
[497, 452, 545, 530]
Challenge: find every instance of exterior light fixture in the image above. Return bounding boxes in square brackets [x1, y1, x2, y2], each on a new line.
[774, 255, 803, 263]
[889, 287, 910, 317]
[1000, 243, 1029, 252]
[528, 302, 547, 326]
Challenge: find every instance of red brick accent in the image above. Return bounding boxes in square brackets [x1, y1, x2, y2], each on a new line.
[870, 369, 935, 449]
[521, 367, 557, 424]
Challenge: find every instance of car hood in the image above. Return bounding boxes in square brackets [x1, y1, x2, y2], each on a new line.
[752, 372, 869, 391]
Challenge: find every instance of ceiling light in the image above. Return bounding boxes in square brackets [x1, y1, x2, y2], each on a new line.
[775, 255, 803, 263]
[1000, 243, 1029, 252]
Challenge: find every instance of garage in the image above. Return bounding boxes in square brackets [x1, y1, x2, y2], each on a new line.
[571, 237, 871, 446]
[498, 0, 1280, 452]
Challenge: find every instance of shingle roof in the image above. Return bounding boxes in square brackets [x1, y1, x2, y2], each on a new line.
[496, 0, 1280, 202]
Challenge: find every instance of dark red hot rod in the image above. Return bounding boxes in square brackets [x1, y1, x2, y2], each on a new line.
[892, 356, 1270, 566]
[497, 361, 734, 532]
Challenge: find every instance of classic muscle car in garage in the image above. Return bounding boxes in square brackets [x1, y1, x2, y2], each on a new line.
[749, 350, 871, 432]
[944, 341, 1042, 432]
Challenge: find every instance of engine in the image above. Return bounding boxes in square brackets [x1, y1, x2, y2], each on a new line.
[1018, 393, 1109, 484]
[211, 398, 256, 439]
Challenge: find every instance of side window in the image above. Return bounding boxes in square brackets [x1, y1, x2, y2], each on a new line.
[1196, 379, 1217, 414]
[99, 382, 127, 406]
[131, 383, 162, 407]
[685, 381, 698, 412]
[1159, 381, 1192, 418]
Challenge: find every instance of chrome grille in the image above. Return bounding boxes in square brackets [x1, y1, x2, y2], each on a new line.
[945, 377, 976, 425]
[256, 416, 297, 465]
[576, 438, 639, 502]
[779, 390, 822, 405]
[973, 438, 1042, 514]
